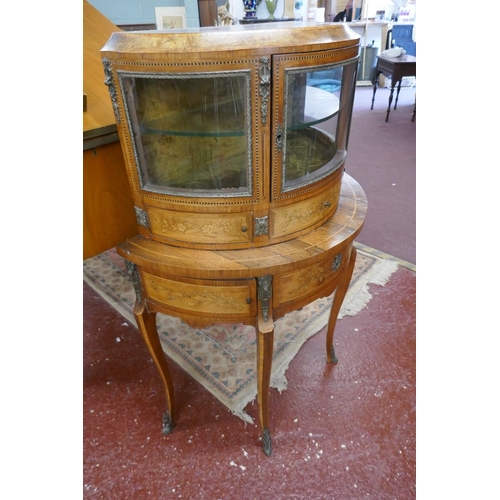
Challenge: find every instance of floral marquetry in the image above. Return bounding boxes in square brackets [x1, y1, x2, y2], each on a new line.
[142, 272, 257, 316]
[148, 208, 253, 245]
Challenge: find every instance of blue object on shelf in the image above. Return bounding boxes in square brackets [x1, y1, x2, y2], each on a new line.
[307, 69, 342, 93]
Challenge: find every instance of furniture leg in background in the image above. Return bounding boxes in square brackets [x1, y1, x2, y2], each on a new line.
[371, 54, 416, 122]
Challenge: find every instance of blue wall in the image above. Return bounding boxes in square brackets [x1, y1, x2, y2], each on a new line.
[87, 0, 200, 28]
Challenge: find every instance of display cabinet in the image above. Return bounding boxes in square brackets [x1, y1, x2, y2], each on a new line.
[102, 22, 359, 250]
[101, 22, 366, 456]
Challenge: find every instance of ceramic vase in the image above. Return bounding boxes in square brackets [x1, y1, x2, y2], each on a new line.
[266, 0, 278, 19]
[243, 0, 258, 19]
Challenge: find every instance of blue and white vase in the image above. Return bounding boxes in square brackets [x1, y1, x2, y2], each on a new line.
[243, 0, 258, 19]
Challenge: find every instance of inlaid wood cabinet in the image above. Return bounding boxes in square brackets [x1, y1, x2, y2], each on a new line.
[101, 22, 360, 250]
[101, 22, 365, 456]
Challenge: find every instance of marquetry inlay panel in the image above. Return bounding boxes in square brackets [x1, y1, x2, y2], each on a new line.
[147, 207, 253, 245]
[278, 251, 345, 302]
[270, 182, 341, 239]
[142, 272, 257, 316]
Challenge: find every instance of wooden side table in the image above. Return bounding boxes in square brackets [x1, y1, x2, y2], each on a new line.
[117, 174, 367, 456]
[371, 54, 416, 122]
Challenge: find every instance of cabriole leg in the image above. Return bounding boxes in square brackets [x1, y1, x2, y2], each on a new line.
[257, 275, 273, 456]
[126, 261, 175, 434]
[325, 246, 357, 364]
[256, 313, 274, 457]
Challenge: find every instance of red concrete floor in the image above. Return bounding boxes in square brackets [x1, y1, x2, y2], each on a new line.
[83, 264, 415, 499]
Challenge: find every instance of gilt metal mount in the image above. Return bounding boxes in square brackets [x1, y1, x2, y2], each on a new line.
[162, 412, 173, 434]
[125, 261, 142, 303]
[135, 207, 150, 229]
[262, 428, 272, 456]
[332, 253, 342, 272]
[257, 275, 272, 322]
[259, 57, 271, 125]
[102, 58, 121, 124]
[254, 216, 269, 236]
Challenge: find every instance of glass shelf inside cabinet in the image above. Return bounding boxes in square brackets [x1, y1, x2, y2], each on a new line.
[288, 86, 340, 131]
[121, 72, 251, 195]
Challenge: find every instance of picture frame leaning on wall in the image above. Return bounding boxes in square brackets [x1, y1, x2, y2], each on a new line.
[155, 7, 187, 29]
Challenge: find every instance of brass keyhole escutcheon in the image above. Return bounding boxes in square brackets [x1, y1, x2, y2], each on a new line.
[276, 124, 284, 152]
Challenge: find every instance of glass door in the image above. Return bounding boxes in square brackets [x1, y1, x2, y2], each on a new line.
[272, 53, 358, 197]
[119, 70, 253, 198]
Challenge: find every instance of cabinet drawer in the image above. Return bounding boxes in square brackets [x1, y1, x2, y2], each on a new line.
[142, 272, 257, 317]
[147, 207, 253, 246]
[277, 250, 345, 304]
[269, 182, 341, 239]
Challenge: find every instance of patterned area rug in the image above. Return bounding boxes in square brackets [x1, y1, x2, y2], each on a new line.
[83, 246, 398, 423]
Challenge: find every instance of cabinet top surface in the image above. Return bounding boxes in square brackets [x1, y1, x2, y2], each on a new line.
[101, 22, 360, 59]
[117, 174, 367, 279]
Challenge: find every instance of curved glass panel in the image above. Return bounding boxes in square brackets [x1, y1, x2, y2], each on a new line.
[119, 71, 251, 197]
[283, 61, 357, 191]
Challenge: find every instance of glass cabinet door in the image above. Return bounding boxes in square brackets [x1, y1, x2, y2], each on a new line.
[119, 71, 252, 197]
[279, 58, 357, 192]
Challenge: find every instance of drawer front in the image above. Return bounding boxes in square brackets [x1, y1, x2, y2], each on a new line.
[147, 207, 253, 246]
[142, 272, 257, 317]
[278, 250, 345, 303]
[269, 182, 341, 239]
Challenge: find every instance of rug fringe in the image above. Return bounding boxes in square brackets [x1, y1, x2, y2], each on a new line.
[338, 258, 398, 319]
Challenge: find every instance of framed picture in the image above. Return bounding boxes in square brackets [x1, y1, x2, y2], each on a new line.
[155, 7, 187, 30]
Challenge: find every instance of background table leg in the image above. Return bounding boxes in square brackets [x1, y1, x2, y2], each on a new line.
[325, 246, 357, 364]
[385, 85, 395, 122]
[371, 71, 381, 110]
[394, 79, 403, 110]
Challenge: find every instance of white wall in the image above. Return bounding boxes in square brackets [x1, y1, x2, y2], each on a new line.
[87, 0, 200, 27]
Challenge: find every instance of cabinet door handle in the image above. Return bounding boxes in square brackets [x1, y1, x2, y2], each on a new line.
[324, 201, 331, 208]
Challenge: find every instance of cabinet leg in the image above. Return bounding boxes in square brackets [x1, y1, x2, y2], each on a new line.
[256, 312, 274, 456]
[134, 301, 175, 434]
[326, 246, 357, 364]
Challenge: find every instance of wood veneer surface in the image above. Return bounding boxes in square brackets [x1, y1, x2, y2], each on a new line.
[83, 0, 121, 136]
